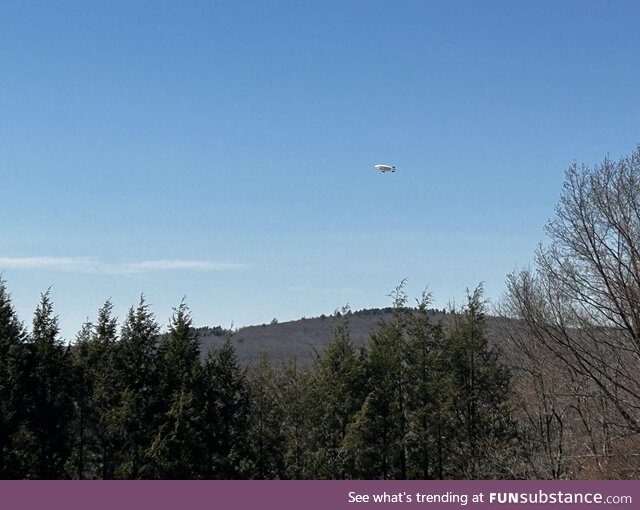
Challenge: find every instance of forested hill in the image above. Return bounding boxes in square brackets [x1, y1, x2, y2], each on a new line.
[197, 307, 446, 365]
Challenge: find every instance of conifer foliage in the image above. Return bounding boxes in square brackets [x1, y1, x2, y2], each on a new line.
[0, 279, 27, 478]
[0, 280, 515, 479]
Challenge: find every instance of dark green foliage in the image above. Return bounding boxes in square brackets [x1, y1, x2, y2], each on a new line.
[343, 284, 514, 480]
[90, 300, 120, 478]
[112, 296, 161, 479]
[149, 301, 203, 478]
[246, 355, 287, 479]
[160, 301, 200, 390]
[67, 300, 120, 479]
[23, 291, 74, 479]
[308, 314, 367, 478]
[344, 285, 409, 480]
[0, 280, 517, 480]
[0, 279, 28, 478]
[345, 321, 406, 479]
[444, 285, 513, 478]
[200, 339, 250, 479]
[279, 361, 315, 479]
[67, 321, 95, 479]
[403, 291, 449, 479]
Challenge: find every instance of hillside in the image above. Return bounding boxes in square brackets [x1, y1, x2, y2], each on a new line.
[196, 308, 446, 365]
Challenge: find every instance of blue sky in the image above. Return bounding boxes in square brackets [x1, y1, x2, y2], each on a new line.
[2, 0, 640, 340]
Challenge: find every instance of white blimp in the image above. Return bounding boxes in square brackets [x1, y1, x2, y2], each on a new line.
[374, 164, 396, 173]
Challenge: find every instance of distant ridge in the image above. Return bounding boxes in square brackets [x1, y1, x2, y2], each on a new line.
[196, 308, 445, 365]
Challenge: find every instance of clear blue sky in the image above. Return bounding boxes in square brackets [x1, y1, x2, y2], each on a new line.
[2, 0, 639, 340]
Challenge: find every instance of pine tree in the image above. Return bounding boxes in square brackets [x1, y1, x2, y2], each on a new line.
[67, 300, 119, 479]
[445, 285, 512, 478]
[403, 291, 448, 479]
[68, 320, 95, 479]
[279, 361, 315, 479]
[0, 279, 28, 478]
[113, 295, 160, 479]
[148, 301, 203, 478]
[246, 354, 287, 479]
[24, 290, 74, 479]
[308, 312, 366, 478]
[200, 340, 250, 478]
[91, 300, 120, 478]
[344, 314, 406, 479]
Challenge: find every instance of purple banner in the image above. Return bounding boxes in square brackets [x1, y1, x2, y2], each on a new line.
[1, 480, 638, 510]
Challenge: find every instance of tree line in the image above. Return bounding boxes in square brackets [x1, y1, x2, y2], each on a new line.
[0, 280, 516, 479]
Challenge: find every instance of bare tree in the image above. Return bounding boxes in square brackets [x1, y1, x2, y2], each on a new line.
[504, 146, 640, 477]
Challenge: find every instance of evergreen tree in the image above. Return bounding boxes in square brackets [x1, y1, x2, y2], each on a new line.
[67, 300, 119, 479]
[0, 279, 28, 478]
[246, 354, 287, 479]
[24, 290, 74, 479]
[68, 320, 95, 479]
[344, 322, 405, 479]
[403, 291, 449, 479]
[200, 340, 250, 478]
[90, 300, 120, 479]
[113, 295, 160, 479]
[445, 285, 512, 478]
[340, 283, 409, 479]
[158, 301, 199, 391]
[344, 294, 407, 480]
[279, 361, 315, 479]
[148, 301, 203, 478]
[308, 312, 366, 478]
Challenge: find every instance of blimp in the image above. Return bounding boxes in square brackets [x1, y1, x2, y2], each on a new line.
[374, 164, 396, 173]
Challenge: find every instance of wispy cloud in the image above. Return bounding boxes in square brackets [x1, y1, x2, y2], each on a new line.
[0, 257, 246, 275]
